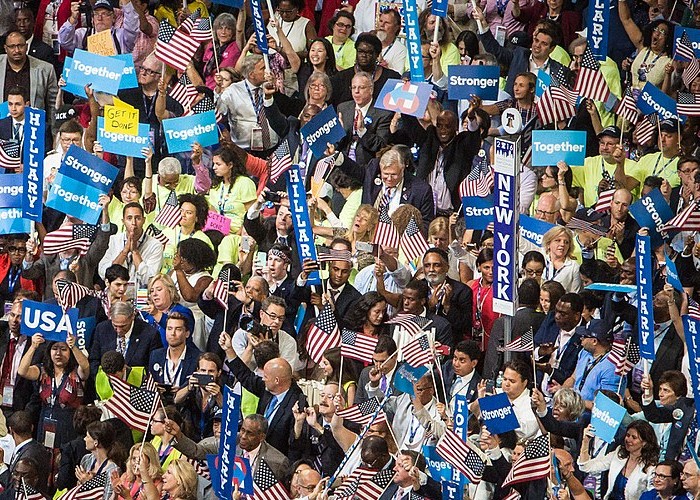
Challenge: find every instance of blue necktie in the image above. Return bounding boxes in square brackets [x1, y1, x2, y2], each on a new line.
[264, 395, 278, 420]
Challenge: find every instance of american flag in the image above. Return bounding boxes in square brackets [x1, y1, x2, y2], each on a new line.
[594, 188, 615, 212]
[502, 435, 551, 487]
[677, 92, 700, 116]
[305, 303, 340, 363]
[43, 224, 97, 256]
[400, 216, 429, 263]
[334, 467, 377, 499]
[502, 490, 521, 500]
[566, 217, 609, 237]
[154, 190, 181, 228]
[190, 17, 213, 42]
[62, 472, 108, 500]
[662, 200, 700, 231]
[688, 297, 700, 320]
[574, 46, 611, 102]
[386, 314, 432, 336]
[316, 247, 353, 262]
[154, 15, 202, 72]
[0, 140, 20, 169]
[340, 329, 379, 363]
[617, 86, 639, 125]
[17, 480, 44, 500]
[313, 155, 336, 184]
[212, 267, 231, 309]
[402, 333, 433, 367]
[608, 337, 641, 376]
[354, 468, 396, 500]
[684, 57, 700, 89]
[635, 113, 659, 145]
[537, 86, 577, 126]
[253, 458, 289, 500]
[169, 74, 198, 109]
[499, 327, 534, 352]
[677, 31, 697, 61]
[336, 397, 387, 426]
[373, 207, 400, 249]
[186, 95, 224, 123]
[55, 279, 99, 310]
[435, 428, 486, 484]
[145, 224, 169, 247]
[269, 140, 293, 183]
[187, 457, 211, 480]
[459, 153, 493, 198]
[104, 374, 160, 432]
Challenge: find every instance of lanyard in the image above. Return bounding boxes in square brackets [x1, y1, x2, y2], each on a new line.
[334, 41, 345, 60]
[91, 458, 109, 475]
[282, 19, 295, 38]
[164, 349, 185, 386]
[7, 267, 20, 292]
[218, 183, 232, 215]
[652, 153, 676, 176]
[382, 41, 395, 58]
[49, 373, 69, 412]
[244, 81, 263, 115]
[157, 441, 173, 464]
[142, 93, 157, 121]
[475, 280, 491, 319]
[641, 48, 662, 71]
[578, 354, 606, 390]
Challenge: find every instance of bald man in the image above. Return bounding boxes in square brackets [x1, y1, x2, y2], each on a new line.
[601, 188, 639, 260]
[534, 193, 561, 225]
[220, 332, 305, 456]
[293, 468, 321, 499]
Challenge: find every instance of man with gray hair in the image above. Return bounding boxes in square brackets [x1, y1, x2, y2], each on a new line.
[217, 54, 279, 153]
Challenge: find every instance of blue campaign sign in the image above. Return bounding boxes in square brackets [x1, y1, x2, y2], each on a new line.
[163, 110, 219, 153]
[250, 0, 269, 53]
[66, 49, 124, 95]
[0, 102, 7, 117]
[219, 386, 244, 498]
[674, 26, 700, 60]
[0, 174, 24, 208]
[591, 392, 626, 443]
[636, 234, 655, 361]
[60, 145, 118, 193]
[478, 392, 520, 434]
[20, 300, 78, 342]
[683, 316, 700, 428]
[286, 165, 321, 285]
[402, 0, 424, 82]
[462, 195, 494, 230]
[300, 106, 345, 158]
[447, 65, 500, 100]
[61, 58, 88, 98]
[532, 130, 587, 167]
[45, 173, 105, 225]
[520, 214, 556, 247]
[432, 0, 448, 16]
[0, 208, 31, 235]
[97, 117, 149, 158]
[423, 445, 453, 482]
[629, 188, 674, 247]
[375, 79, 432, 118]
[637, 83, 685, 123]
[665, 255, 683, 292]
[23, 107, 45, 222]
[586, 283, 637, 293]
[394, 363, 429, 396]
[536, 70, 550, 98]
[587, 0, 610, 61]
[75, 316, 95, 352]
[443, 482, 462, 500]
[112, 54, 138, 89]
[211, 0, 244, 6]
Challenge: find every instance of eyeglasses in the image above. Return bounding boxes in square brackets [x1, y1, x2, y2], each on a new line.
[653, 472, 674, 479]
[152, 419, 165, 423]
[335, 22, 353, 29]
[309, 83, 326, 90]
[261, 309, 284, 322]
[653, 27, 668, 35]
[535, 209, 558, 216]
[541, 172, 555, 179]
[681, 472, 697, 478]
[679, 168, 698, 175]
[93, 11, 114, 18]
[137, 66, 161, 76]
[297, 484, 316, 492]
[524, 268, 544, 277]
[7, 246, 26, 254]
[5, 44, 27, 50]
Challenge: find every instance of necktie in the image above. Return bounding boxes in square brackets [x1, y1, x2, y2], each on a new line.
[379, 187, 394, 212]
[353, 108, 362, 134]
[276, 235, 288, 246]
[1, 337, 16, 389]
[117, 336, 126, 356]
[329, 288, 340, 303]
[349, 108, 362, 161]
[380, 375, 388, 393]
[254, 88, 272, 150]
[264, 395, 278, 420]
[13, 123, 21, 142]
[299, 141, 309, 181]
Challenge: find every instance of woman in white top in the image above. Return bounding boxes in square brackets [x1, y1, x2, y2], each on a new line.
[268, 0, 316, 57]
[542, 226, 582, 293]
[579, 420, 659, 500]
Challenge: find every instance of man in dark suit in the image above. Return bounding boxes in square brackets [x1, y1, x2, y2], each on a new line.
[0, 411, 51, 495]
[0, 457, 45, 500]
[335, 145, 435, 232]
[356, 336, 402, 404]
[441, 340, 482, 408]
[390, 279, 453, 348]
[0, 86, 28, 165]
[221, 333, 305, 457]
[12, 8, 58, 73]
[89, 301, 161, 378]
[379, 451, 441, 500]
[476, 16, 569, 96]
[336, 72, 392, 168]
[669, 157, 698, 215]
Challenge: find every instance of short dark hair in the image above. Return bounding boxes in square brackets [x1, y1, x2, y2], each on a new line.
[658, 370, 687, 397]
[328, 11, 355, 34]
[105, 264, 129, 283]
[167, 311, 190, 332]
[59, 120, 83, 135]
[7, 85, 29, 103]
[518, 278, 540, 307]
[375, 335, 397, 356]
[423, 247, 449, 264]
[101, 350, 125, 374]
[197, 352, 223, 371]
[254, 340, 280, 367]
[404, 278, 429, 299]
[8, 411, 33, 436]
[559, 292, 583, 313]
[355, 33, 382, 55]
[123, 202, 144, 216]
[453, 340, 481, 361]
[503, 359, 530, 385]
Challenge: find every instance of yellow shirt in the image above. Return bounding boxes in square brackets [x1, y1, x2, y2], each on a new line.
[327, 37, 356, 70]
[205, 177, 258, 234]
[154, 1, 209, 26]
[631, 152, 680, 188]
[213, 234, 243, 278]
[571, 155, 641, 207]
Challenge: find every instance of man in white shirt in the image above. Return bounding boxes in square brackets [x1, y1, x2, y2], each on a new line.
[377, 9, 407, 74]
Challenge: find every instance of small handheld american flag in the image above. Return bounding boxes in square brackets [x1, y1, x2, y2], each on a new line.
[212, 267, 231, 309]
[400, 216, 429, 263]
[269, 140, 293, 183]
[402, 333, 433, 367]
[373, 207, 400, 249]
[336, 397, 388, 425]
[154, 190, 182, 228]
[305, 304, 340, 363]
[43, 224, 98, 256]
[0, 140, 21, 169]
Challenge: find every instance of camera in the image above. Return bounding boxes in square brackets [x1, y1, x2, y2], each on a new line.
[264, 191, 281, 204]
[240, 315, 271, 337]
[78, 0, 93, 28]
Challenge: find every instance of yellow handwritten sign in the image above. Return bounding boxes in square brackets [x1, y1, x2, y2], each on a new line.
[87, 30, 116, 56]
[112, 97, 132, 109]
[104, 104, 139, 136]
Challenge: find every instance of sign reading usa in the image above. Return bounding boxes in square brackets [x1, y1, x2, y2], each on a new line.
[447, 65, 499, 100]
[532, 130, 587, 167]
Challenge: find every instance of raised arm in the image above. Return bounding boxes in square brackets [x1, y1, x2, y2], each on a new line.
[18, 334, 44, 381]
[618, 0, 643, 50]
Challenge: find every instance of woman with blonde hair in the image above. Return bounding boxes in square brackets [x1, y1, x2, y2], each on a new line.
[112, 442, 163, 499]
[142, 274, 195, 346]
[139, 458, 197, 500]
[428, 217, 467, 281]
[345, 205, 378, 254]
[541, 226, 582, 293]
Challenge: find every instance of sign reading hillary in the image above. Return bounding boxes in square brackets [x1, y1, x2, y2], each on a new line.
[636, 233, 655, 361]
[250, 0, 269, 53]
[462, 195, 494, 230]
[23, 107, 45, 222]
[591, 392, 626, 443]
[402, 0, 424, 82]
[286, 165, 321, 285]
[376, 79, 432, 118]
[0, 174, 23, 208]
[113, 54, 138, 89]
[492, 138, 519, 316]
[300, 106, 345, 158]
[683, 315, 700, 427]
[46, 174, 105, 225]
[163, 111, 219, 153]
[59, 145, 118, 193]
[66, 49, 124, 95]
[587, 0, 610, 61]
[532, 130, 587, 167]
[520, 214, 556, 246]
[638, 83, 685, 123]
[21, 300, 79, 342]
[0, 208, 30, 235]
[97, 117, 149, 158]
[629, 188, 674, 247]
[447, 65, 500, 100]
[674, 26, 700, 60]
[478, 392, 520, 434]
[217, 385, 244, 499]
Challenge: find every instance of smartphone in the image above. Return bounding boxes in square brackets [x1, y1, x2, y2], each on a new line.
[193, 374, 215, 387]
[485, 380, 495, 395]
[495, 25, 507, 47]
[256, 251, 267, 267]
[241, 236, 250, 253]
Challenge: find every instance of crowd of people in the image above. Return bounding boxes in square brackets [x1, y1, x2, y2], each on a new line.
[0, 0, 698, 498]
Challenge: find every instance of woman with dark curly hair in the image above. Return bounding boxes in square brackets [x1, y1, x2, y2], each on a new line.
[618, 14, 673, 89]
[161, 193, 214, 275]
[344, 291, 389, 339]
[171, 239, 216, 351]
[206, 147, 257, 235]
[579, 419, 659, 499]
